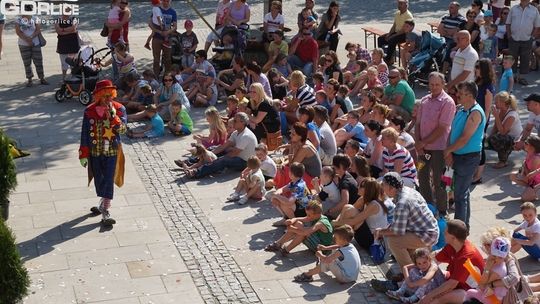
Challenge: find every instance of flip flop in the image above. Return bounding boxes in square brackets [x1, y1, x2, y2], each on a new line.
[293, 273, 313, 283]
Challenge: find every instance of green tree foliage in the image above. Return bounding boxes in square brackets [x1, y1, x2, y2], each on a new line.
[0, 217, 30, 304]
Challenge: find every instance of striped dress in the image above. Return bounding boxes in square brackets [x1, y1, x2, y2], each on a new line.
[295, 84, 317, 108]
[383, 143, 417, 184]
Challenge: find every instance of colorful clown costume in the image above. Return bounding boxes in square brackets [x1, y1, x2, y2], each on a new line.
[79, 80, 127, 226]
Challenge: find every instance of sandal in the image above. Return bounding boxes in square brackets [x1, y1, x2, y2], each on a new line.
[264, 242, 281, 252]
[293, 273, 313, 283]
[518, 78, 529, 86]
[492, 162, 507, 169]
[279, 246, 289, 257]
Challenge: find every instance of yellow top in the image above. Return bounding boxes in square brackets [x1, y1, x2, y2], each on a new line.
[394, 10, 414, 32]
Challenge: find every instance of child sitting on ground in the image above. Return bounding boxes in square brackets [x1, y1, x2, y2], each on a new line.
[311, 166, 341, 219]
[271, 52, 293, 79]
[511, 202, 540, 260]
[465, 237, 510, 303]
[255, 143, 277, 189]
[228, 156, 266, 205]
[293, 224, 361, 283]
[510, 135, 540, 201]
[181, 143, 217, 176]
[235, 86, 250, 106]
[337, 85, 354, 113]
[168, 101, 193, 136]
[221, 95, 239, 123]
[270, 162, 311, 226]
[142, 69, 160, 91]
[265, 200, 334, 257]
[193, 106, 228, 149]
[313, 72, 324, 92]
[386, 247, 446, 303]
[127, 105, 165, 138]
[315, 90, 332, 113]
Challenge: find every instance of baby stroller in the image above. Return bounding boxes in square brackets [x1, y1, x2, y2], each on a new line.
[211, 24, 249, 71]
[407, 31, 446, 88]
[169, 31, 183, 67]
[54, 45, 112, 105]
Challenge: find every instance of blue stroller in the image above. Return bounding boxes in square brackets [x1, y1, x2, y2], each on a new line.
[407, 31, 446, 87]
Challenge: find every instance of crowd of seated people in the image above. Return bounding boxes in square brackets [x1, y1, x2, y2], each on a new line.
[90, 0, 540, 302]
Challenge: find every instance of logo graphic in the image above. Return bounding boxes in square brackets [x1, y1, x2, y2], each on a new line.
[1, 0, 80, 16]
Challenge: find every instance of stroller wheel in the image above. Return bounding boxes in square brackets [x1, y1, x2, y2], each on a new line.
[55, 89, 66, 102]
[79, 90, 92, 105]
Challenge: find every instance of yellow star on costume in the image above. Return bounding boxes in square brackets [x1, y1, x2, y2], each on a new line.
[103, 127, 115, 141]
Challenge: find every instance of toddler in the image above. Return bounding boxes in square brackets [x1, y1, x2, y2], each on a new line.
[145, 0, 170, 50]
[480, 24, 498, 63]
[127, 105, 164, 138]
[265, 200, 334, 257]
[270, 162, 311, 225]
[221, 95, 239, 123]
[465, 237, 510, 303]
[168, 101, 193, 136]
[311, 166, 341, 218]
[235, 86, 249, 106]
[107, 0, 122, 45]
[228, 156, 266, 205]
[182, 143, 217, 176]
[299, 7, 316, 33]
[337, 85, 354, 112]
[499, 55, 514, 93]
[511, 202, 540, 260]
[386, 247, 446, 303]
[179, 20, 199, 68]
[271, 52, 292, 78]
[255, 143, 277, 189]
[294, 224, 361, 283]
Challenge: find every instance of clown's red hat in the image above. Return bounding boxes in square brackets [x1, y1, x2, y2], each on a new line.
[93, 79, 116, 94]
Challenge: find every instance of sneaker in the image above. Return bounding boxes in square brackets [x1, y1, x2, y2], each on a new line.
[174, 159, 184, 168]
[371, 279, 398, 293]
[237, 195, 248, 205]
[227, 192, 240, 201]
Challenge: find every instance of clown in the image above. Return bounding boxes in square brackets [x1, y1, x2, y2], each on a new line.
[79, 79, 127, 226]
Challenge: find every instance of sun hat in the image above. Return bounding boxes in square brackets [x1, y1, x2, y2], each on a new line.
[93, 79, 116, 94]
[490, 237, 510, 258]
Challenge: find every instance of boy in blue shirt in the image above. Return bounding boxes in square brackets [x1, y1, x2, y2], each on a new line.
[127, 104, 165, 138]
[499, 55, 514, 93]
[270, 162, 311, 226]
[335, 111, 368, 148]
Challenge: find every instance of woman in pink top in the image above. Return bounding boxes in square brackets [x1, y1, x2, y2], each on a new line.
[510, 135, 540, 201]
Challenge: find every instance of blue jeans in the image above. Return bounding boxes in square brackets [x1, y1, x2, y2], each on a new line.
[90, 154, 117, 199]
[194, 156, 246, 178]
[452, 152, 481, 228]
[288, 55, 314, 78]
[513, 232, 540, 259]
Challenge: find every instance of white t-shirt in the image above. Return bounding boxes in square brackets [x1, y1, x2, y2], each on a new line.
[320, 181, 341, 213]
[527, 112, 540, 135]
[108, 5, 121, 23]
[229, 128, 257, 161]
[319, 122, 338, 158]
[365, 200, 389, 233]
[152, 6, 163, 26]
[451, 45, 479, 83]
[216, 0, 231, 27]
[263, 12, 284, 33]
[260, 157, 277, 178]
[503, 110, 523, 139]
[517, 218, 540, 248]
[336, 243, 361, 282]
[491, 0, 505, 8]
[17, 17, 40, 47]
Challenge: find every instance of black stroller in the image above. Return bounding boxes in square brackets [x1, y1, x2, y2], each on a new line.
[54, 46, 112, 105]
[210, 24, 249, 71]
[407, 31, 446, 88]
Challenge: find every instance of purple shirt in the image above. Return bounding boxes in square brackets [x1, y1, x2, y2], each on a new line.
[417, 90, 456, 151]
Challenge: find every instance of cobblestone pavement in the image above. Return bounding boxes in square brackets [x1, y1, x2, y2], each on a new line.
[125, 138, 260, 303]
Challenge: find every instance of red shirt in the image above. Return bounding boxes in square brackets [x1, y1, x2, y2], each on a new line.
[293, 36, 319, 64]
[435, 240, 485, 290]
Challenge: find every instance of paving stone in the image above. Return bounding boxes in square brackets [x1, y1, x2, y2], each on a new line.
[66, 244, 152, 268]
[115, 229, 172, 247]
[126, 258, 187, 278]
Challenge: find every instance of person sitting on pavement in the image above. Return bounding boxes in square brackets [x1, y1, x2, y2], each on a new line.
[193, 106, 228, 149]
[227, 155, 266, 205]
[510, 135, 540, 202]
[313, 106, 337, 166]
[311, 166, 341, 219]
[288, 28, 319, 80]
[271, 162, 311, 226]
[188, 112, 257, 179]
[514, 94, 540, 151]
[127, 105, 164, 138]
[329, 154, 359, 217]
[186, 69, 218, 107]
[412, 219, 484, 304]
[382, 68, 416, 122]
[334, 111, 368, 149]
[511, 202, 540, 261]
[179, 143, 217, 174]
[377, 0, 414, 65]
[381, 127, 418, 188]
[293, 224, 361, 284]
[167, 100, 193, 136]
[374, 172, 439, 281]
[400, 20, 422, 69]
[216, 57, 246, 97]
[265, 200, 334, 257]
[254, 143, 276, 189]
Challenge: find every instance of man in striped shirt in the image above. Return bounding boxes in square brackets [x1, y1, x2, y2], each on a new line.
[438, 2, 466, 74]
[282, 71, 317, 126]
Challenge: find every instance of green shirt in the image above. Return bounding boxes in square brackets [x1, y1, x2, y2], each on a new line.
[313, 215, 334, 246]
[384, 80, 416, 114]
[176, 109, 193, 132]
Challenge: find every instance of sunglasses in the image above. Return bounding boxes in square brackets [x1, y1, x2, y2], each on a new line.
[388, 75, 399, 79]
[468, 14, 477, 17]
[325, 59, 333, 62]
[502, 12, 508, 15]
[163, 78, 173, 82]
[120, 1, 128, 4]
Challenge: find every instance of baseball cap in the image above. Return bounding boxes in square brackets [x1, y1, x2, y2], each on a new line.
[490, 237, 510, 258]
[525, 93, 540, 103]
[196, 69, 207, 75]
[484, 10, 493, 17]
[185, 19, 193, 27]
[382, 172, 403, 189]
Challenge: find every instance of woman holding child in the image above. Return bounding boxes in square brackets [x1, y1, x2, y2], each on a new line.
[247, 83, 280, 142]
[274, 123, 322, 189]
